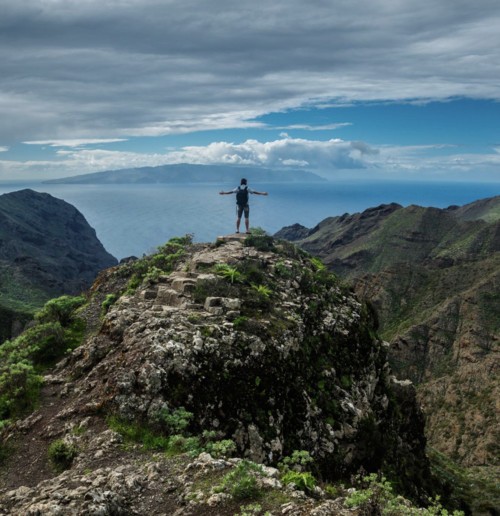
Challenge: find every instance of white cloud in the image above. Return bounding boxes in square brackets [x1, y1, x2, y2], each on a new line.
[276, 123, 352, 131]
[359, 143, 500, 175]
[0, 137, 373, 179]
[23, 138, 128, 148]
[163, 138, 371, 169]
[1, 137, 500, 181]
[0, 147, 8, 152]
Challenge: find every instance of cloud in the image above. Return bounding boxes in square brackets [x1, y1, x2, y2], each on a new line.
[1, 0, 500, 144]
[0, 147, 8, 152]
[23, 138, 128, 148]
[276, 123, 352, 131]
[1, 137, 499, 181]
[163, 137, 371, 169]
[0, 136, 374, 179]
[359, 143, 500, 175]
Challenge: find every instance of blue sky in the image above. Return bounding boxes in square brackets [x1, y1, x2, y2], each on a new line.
[1, 1, 500, 182]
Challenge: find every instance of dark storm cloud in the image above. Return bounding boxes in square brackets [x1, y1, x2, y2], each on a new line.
[1, 0, 500, 143]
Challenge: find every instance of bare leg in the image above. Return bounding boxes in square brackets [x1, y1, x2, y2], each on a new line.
[236, 217, 241, 233]
[245, 218, 250, 233]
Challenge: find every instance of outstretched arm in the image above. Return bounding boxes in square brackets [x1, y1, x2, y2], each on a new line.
[252, 191, 268, 196]
[219, 191, 234, 195]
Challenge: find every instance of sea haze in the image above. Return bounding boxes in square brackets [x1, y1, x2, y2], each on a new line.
[0, 180, 498, 259]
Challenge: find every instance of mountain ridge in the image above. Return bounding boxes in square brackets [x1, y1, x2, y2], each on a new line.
[0, 189, 117, 342]
[275, 195, 499, 511]
[43, 163, 326, 184]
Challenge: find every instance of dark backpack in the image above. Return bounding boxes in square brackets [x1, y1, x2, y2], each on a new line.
[236, 186, 249, 206]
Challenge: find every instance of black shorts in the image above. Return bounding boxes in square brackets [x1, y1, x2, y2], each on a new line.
[237, 204, 250, 218]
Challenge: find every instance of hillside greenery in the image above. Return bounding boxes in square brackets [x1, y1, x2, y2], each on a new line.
[0, 295, 86, 431]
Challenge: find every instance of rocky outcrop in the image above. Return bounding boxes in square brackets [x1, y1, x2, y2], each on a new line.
[0, 189, 117, 341]
[0, 237, 432, 513]
[65, 241, 430, 484]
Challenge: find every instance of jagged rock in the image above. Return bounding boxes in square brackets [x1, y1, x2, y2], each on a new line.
[0, 237, 433, 513]
[69, 240, 429, 491]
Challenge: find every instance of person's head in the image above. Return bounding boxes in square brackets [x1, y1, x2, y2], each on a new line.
[240, 178, 247, 185]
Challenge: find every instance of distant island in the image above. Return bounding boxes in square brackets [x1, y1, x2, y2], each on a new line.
[44, 164, 326, 184]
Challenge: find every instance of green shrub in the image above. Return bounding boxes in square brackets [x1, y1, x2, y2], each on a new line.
[281, 471, 316, 494]
[107, 415, 171, 451]
[324, 484, 341, 498]
[0, 361, 43, 421]
[244, 234, 275, 252]
[0, 295, 86, 426]
[238, 503, 271, 516]
[157, 406, 193, 434]
[309, 256, 326, 272]
[340, 375, 352, 389]
[151, 250, 184, 271]
[144, 266, 164, 283]
[278, 450, 314, 472]
[124, 274, 142, 295]
[107, 414, 237, 458]
[162, 434, 200, 455]
[251, 284, 272, 299]
[0, 322, 63, 366]
[345, 486, 376, 509]
[235, 260, 267, 285]
[117, 235, 192, 289]
[101, 293, 118, 314]
[216, 460, 263, 501]
[159, 234, 193, 249]
[248, 227, 267, 236]
[35, 295, 86, 326]
[215, 263, 243, 284]
[205, 438, 237, 459]
[232, 316, 249, 330]
[345, 474, 465, 515]
[48, 439, 78, 471]
[274, 260, 295, 279]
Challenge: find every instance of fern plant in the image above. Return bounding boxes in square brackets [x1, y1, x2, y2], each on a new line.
[215, 263, 243, 284]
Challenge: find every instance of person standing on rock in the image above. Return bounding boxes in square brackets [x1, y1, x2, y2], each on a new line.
[219, 178, 268, 234]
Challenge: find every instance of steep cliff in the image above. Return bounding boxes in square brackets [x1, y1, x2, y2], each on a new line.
[0, 236, 437, 515]
[276, 197, 500, 513]
[0, 189, 117, 341]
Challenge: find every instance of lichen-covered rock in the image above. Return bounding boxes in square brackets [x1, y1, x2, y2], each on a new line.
[56, 238, 430, 496]
[0, 237, 434, 514]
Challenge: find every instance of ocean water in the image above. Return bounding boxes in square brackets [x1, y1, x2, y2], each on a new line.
[0, 180, 498, 259]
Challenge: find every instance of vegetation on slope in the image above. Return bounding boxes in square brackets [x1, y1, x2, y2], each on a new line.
[0, 295, 86, 432]
[0, 189, 117, 344]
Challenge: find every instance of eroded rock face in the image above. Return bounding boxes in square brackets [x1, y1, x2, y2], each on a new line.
[276, 199, 500, 470]
[57, 239, 429, 492]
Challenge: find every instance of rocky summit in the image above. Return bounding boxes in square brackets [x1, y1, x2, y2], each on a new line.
[0, 235, 434, 515]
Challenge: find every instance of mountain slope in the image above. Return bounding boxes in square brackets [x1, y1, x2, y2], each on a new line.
[275, 197, 499, 480]
[0, 189, 117, 341]
[0, 236, 439, 514]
